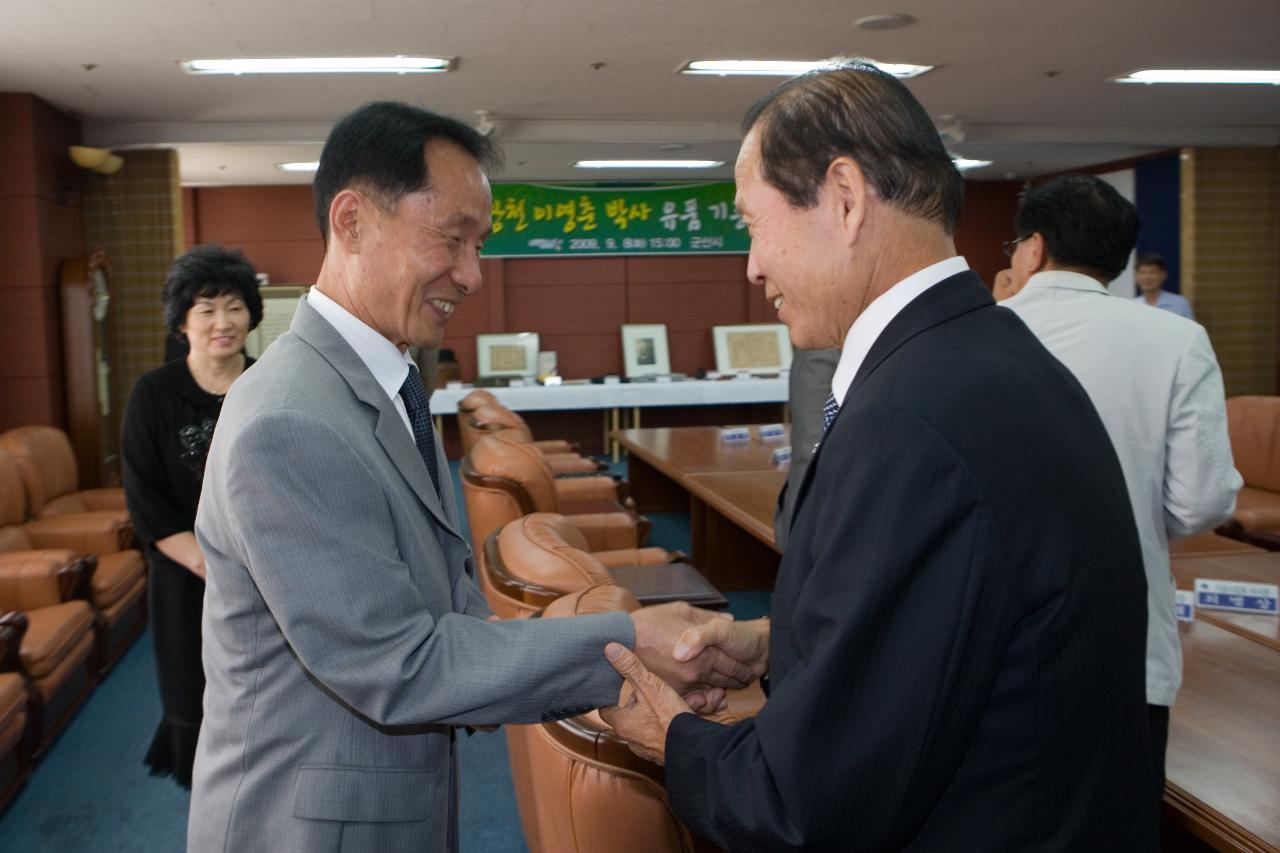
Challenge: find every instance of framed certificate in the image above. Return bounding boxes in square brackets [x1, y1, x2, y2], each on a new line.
[711, 324, 792, 374]
[621, 324, 671, 378]
[477, 332, 540, 377]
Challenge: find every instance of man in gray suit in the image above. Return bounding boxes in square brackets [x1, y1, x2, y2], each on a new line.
[189, 102, 751, 852]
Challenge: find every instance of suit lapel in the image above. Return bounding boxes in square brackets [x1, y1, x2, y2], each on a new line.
[790, 271, 993, 520]
[290, 298, 464, 544]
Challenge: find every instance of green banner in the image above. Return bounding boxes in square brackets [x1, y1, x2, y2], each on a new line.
[485, 182, 747, 256]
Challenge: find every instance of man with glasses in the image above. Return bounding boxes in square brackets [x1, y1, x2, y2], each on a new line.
[996, 174, 1240, 819]
[189, 102, 756, 852]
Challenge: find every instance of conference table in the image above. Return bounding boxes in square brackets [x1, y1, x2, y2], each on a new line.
[611, 425, 788, 590]
[1163, 551, 1280, 851]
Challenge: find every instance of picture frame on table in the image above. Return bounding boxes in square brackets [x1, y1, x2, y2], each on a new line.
[711, 324, 792, 375]
[621, 324, 671, 378]
[476, 332, 541, 377]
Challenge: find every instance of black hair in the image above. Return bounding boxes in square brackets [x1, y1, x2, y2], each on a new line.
[1136, 251, 1166, 271]
[743, 59, 963, 233]
[162, 245, 262, 335]
[1014, 174, 1140, 282]
[313, 101, 502, 242]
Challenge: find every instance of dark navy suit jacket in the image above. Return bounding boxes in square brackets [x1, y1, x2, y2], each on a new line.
[665, 271, 1156, 852]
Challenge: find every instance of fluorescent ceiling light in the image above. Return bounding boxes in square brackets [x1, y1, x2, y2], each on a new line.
[574, 160, 725, 169]
[1115, 69, 1280, 85]
[182, 57, 454, 75]
[277, 161, 319, 172]
[679, 59, 932, 79]
[952, 157, 992, 172]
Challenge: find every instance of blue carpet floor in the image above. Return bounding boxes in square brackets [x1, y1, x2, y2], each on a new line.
[0, 458, 769, 850]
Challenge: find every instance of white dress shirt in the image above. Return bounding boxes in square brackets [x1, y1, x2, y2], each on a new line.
[306, 288, 417, 440]
[831, 256, 970, 405]
[1005, 269, 1241, 706]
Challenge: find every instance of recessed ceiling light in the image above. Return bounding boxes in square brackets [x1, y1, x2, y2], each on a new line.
[182, 57, 454, 75]
[952, 157, 992, 172]
[679, 58, 932, 79]
[277, 161, 320, 172]
[574, 160, 725, 169]
[1114, 69, 1280, 85]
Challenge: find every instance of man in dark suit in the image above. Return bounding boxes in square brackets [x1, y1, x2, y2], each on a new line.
[600, 61, 1157, 851]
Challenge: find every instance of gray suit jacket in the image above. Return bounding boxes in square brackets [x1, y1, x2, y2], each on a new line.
[773, 347, 840, 551]
[189, 297, 633, 853]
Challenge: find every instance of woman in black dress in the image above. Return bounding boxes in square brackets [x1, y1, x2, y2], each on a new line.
[121, 245, 262, 787]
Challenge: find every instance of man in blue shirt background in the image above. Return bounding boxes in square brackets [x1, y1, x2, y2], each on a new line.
[1135, 251, 1195, 320]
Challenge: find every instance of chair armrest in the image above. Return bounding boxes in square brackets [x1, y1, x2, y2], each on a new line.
[0, 612, 28, 673]
[532, 439, 577, 454]
[592, 547, 676, 569]
[568, 513, 641, 551]
[76, 488, 127, 511]
[0, 552, 96, 610]
[20, 512, 134, 555]
[704, 679, 767, 725]
[554, 476, 621, 503]
[544, 455, 607, 475]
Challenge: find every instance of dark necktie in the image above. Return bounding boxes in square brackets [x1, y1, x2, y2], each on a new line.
[399, 365, 441, 496]
[822, 392, 840, 434]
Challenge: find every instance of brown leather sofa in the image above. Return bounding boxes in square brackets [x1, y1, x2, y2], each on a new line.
[466, 405, 603, 475]
[0, 450, 146, 671]
[461, 431, 650, 558]
[0, 612, 33, 809]
[0, 426, 126, 518]
[1220, 396, 1280, 548]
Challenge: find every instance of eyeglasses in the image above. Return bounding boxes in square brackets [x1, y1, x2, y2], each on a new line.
[416, 220, 483, 262]
[1002, 236, 1028, 258]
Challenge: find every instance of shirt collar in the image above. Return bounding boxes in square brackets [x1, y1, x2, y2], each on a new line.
[307, 287, 415, 404]
[1018, 269, 1111, 296]
[830, 256, 969, 405]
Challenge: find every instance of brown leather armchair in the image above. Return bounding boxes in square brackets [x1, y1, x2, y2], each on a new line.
[478, 513, 680, 618]
[461, 431, 650, 558]
[467, 405, 603, 475]
[0, 450, 145, 671]
[458, 403, 579, 461]
[509, 584, 763, 853]
[0, 426, 126, 517]
[0, 612, 33, 809]
[1220, 396, 1280, 547]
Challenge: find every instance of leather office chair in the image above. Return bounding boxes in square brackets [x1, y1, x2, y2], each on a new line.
[461, 432, 650, 560]
[456, 393, 578, 458]
[467, 406, 603, 475]
[1219, 396, 1280, 548]
[508, 584, 763, 853]
[0, 426, 126, 518]
[0, 612, 32, 809]
[0, 450, 145, 672]
[478, 513, 678, 618]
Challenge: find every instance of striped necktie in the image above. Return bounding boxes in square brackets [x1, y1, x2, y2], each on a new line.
[399, 365, 442, 496]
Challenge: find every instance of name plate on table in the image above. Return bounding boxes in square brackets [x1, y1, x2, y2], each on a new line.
[603, 375, 621, 385]
[720, 427, 750, 443]
[772, 445, 792, 467]
[446, 380, 464, 390]
[542, 375, 563, 386]
[1194, 579, 1279, 614]
[1174, 589, 1195, 622]
[758, 423, 787, 442]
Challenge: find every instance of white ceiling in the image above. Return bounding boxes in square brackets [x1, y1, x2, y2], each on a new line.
[3, 0, 1278, 186]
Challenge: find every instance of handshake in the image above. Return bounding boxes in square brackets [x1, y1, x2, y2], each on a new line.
[601, 602, 771, 765]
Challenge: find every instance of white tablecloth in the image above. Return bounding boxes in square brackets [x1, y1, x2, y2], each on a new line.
[429, 376, 788, 414]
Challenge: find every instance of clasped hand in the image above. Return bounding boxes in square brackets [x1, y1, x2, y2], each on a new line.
[603, 611, 770, 764]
